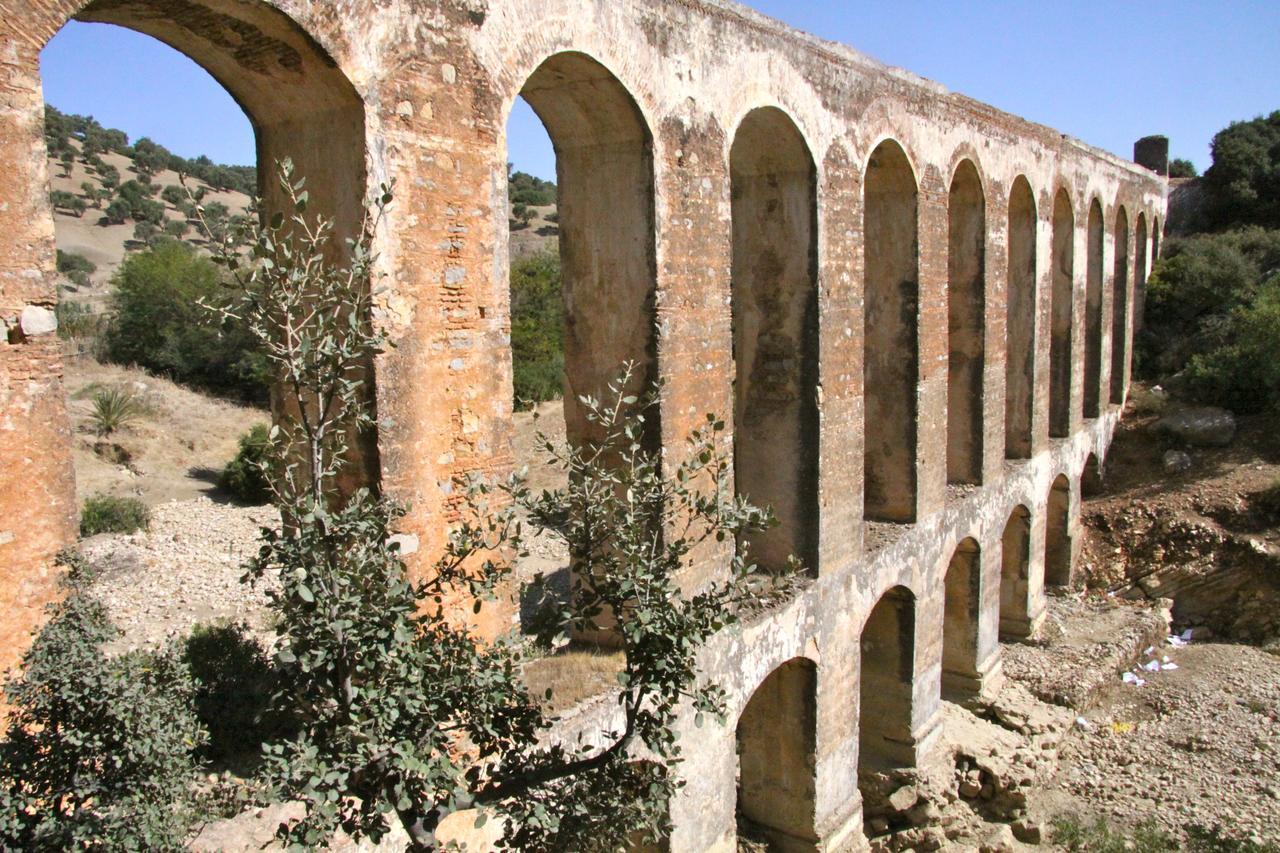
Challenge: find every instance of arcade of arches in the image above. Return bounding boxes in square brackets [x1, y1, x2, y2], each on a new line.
[0, 0, 1165, 848]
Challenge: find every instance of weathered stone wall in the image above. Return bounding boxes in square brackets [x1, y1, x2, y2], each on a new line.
[0, 0, 1165, 847]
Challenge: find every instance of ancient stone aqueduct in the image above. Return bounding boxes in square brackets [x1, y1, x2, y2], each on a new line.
[0, 0, 1167, 848]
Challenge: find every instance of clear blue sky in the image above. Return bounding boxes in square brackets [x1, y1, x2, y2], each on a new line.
[42, 3, 1280, 181]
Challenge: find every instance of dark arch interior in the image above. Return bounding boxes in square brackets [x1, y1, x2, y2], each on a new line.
[1045, 474, 1072, 586]
[1049, 190, 1075, 438]
[1083, 199, 1104, 418]
[946, 160, 986, 485]
[730, 106, 819, 574]
[999, 505, 1033, 639]
[1005, 176, 1037, 459]
[942, 537, 981, 699]
[737, 657, 818, 847]
[1110, 208, 1131, 404]
[863, 140, 919, 523]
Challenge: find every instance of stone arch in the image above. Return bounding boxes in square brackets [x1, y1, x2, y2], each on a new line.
[863, 139, 919, 522]
[68, 0, 367, 247]
[859, 584, 917, 769]
[1049, 188, 1075, 437]
[736, 656, 818, 848]
[942, 537, 981, 699]
[999, 505, 1034, 639]
[946, 159, 986, 485]
[1110, 206, 1131, 403]
[1083, 198, 1105, 418]
[1134, 212, 1149, 333]
[1005, 176, 1037, 459]
[1082, 452, 1103, 497]
[516, 51, 658, 449]
[730, 106, 819, 573]
[1045, 474, 1073, 586]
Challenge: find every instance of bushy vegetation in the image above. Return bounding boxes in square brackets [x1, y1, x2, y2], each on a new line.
[508, 167, 557, 206]
[510, 250, 564, 407]
[80, 494, 150, 536]
[54, 300, 100, 341]
[1169, 157, 1199, 179]
[1140, 109, 1280, 414]
[181, 622, 291, 765]
[219, 423, 272, 504]
[102, 240, 268, 403]
[1140, 227, 1280, 412]
[56, 249, 95, 286]
[1203, 111, 1280, 230]
[0, 554, 205, 850]
[45, 105, 256, 196]
[199, 161, 771, 850]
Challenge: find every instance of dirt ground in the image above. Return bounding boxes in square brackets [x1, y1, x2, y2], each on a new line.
[64, 356, 270, 506]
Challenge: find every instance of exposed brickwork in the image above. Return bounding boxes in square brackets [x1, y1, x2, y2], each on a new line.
[0, 0, 1165, 846]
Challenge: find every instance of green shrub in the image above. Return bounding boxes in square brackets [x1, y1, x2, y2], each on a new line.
[56, 249, 96, 286]
[55, 300, 100, 340]
[509, 169, 557, 206]
[219, 423, 272, 504]
[1204, 110, 1280, 229]
[1182, 275, 1280, 412]
[89, 385, 146, 436]
[0, 554, 206, 850]
[182, 622, 292, 764]
[510, 250, 564, 407]
[80, 494, 150, 536]
[102, 241, 268, 403]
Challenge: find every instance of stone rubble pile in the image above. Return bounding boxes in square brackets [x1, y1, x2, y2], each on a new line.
[80, 497, 281, 651]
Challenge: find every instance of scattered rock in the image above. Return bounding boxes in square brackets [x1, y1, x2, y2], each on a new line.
[887, 784, 918, 813]
[1152, 406, 1237, 447]
[1011, 818, 1042, 843]
[1163, 449, 1193, 473]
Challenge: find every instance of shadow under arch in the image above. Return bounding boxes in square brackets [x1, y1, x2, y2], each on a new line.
[736, 655, 819, 849]
[730, 105, 819, 575]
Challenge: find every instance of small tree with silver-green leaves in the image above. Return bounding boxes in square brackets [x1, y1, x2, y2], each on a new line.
[200, 160, 784, 850]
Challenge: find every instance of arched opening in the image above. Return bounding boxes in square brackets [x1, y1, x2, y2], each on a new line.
[1004, 176, 1037, 459]
[1134, 213, 1149, 334]
[1082, 453, 1103, 497]
[942, 538, 981, 699]
[1083, 199, 1104, 418]
[1110, 207, 1131, 404]
[730, 107, 819, 573]
[999, 506, 1033, 639]
[863, 140, 919, 522]
[20, 0, 368, 757]
[737, 657, 818, 849]
[1049, 190, 1075, 437]
[1045, 474, 1073, 586]
[946, 160, 986, 485]
[859, 586, 916, 769]
[1152, 218, 1161, 262]
[516, 52, 658, 454]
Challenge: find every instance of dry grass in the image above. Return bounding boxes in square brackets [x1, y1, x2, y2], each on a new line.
[523, 646, 625, 713]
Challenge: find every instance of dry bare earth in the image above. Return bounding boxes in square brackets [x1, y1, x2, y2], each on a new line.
[507, 203, 558, 260]
[50, 139, 250, 310]
[66, 358, 269, 506]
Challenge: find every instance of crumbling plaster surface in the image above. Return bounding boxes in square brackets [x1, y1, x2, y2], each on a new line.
[0, 0, 1162, 846]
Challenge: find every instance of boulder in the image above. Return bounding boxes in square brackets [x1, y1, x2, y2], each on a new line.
[1152, 407, 1236, 447]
